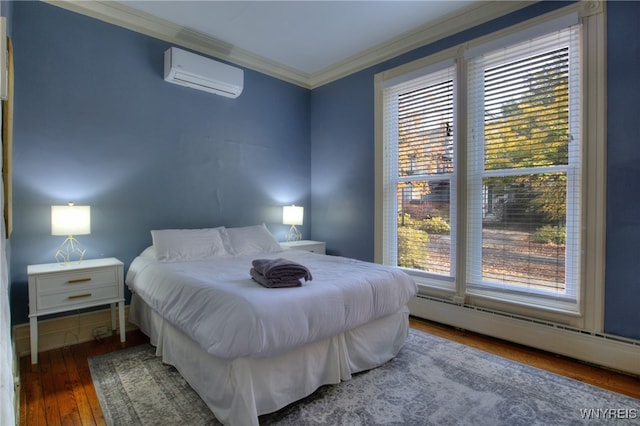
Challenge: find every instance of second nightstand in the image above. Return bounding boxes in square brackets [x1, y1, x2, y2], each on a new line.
[27, 257, 126, 364]
[280, 240, 326, 254]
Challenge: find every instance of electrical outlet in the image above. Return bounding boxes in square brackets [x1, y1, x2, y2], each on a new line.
[93, 326, 111, 340]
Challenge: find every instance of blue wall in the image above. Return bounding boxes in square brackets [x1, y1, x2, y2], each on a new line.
[9, 2, 310, 324]
[603, 1, 640, 339]
[310, 1, 640, 340]
[310, 72, 375, 257]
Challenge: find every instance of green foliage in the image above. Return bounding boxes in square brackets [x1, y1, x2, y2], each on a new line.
[418, 216, 450, 234]
[398, 213, 451, 234]
[483, 67, 570, 224]
[530, 174, 566, 222]
[484, 71, 569, 172]
[533, 225, 566, 245]
[398, 212, 414, 227]
[397, 226, 429, 269]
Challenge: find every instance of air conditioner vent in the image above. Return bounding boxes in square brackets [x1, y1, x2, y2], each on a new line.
[164, 47, 243, 98]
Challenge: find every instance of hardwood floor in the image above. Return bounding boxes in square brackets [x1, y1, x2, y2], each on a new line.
[409, 317, 640, 400]
[19, 330, 149, 426]
[20, 318, 640, 425]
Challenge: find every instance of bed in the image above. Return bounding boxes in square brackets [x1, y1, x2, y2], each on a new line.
[125, 224, 417, 425]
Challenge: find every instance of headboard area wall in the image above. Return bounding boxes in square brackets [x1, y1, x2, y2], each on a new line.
[9, 1, 311, 324]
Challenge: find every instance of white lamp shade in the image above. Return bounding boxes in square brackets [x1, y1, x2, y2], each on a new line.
[51, 205, 91, 236]
[282, 205, 303, 226]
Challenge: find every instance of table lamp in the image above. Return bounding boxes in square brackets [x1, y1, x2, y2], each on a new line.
[283, 205, 303, 242]
[51, 202, 91, 264]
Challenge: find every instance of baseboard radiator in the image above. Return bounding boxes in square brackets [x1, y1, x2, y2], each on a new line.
[409, 294, 640, 377]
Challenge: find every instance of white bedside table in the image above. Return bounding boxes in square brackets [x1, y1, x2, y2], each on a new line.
[280, 240, 326, 254]
[27, 257, 125, 364]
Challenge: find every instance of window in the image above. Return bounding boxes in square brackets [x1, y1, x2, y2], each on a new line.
[466, 24, 581, 309]
[376, 3, 605, 325]
[382, 64, 456, 286]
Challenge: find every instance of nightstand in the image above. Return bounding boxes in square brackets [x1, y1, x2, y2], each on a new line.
[280, 240, 326, 254]
[27, 257, 125, 364]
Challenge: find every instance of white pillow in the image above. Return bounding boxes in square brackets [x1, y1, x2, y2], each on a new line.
[151, 227, 233, 262]
[139, 246, 156, 258]
[226, 224, 283, 256]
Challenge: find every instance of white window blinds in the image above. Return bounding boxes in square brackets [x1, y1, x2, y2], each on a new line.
[377, 3, 604, 323]
[383, 64, 456, 281]
[466, 24, 581, 299]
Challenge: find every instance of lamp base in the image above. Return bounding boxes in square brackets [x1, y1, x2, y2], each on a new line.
[285, 225, 302, 242]
[55, 236, 86, 265]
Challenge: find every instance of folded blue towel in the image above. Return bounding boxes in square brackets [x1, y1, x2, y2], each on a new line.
[250, 268, 301, 288]
[251, 258, 312, 281]
[250, 258, 312, 288]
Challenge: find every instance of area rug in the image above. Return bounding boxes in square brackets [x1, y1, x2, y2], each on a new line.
[89, 329, 639, 425]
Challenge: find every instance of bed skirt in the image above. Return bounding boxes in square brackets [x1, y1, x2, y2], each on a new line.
[129, 293, 409, 426]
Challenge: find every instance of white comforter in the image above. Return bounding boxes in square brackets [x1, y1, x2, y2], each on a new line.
[126, 250, 416, 359]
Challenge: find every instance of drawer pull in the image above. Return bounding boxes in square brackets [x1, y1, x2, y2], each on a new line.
[68, 278, 92, 284]
[68, 293, 92, 300]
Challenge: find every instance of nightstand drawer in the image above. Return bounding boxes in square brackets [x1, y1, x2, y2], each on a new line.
[280, 240, 326, 254]
[35, 268, 118, 292]
[36, 283, 118, 311]
[301, 242, 325, 254]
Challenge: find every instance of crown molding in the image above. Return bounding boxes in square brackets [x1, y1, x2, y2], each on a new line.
[309, 1, 536, 87]
[45, 0, 534, 90]
[45, 0, 312, 87]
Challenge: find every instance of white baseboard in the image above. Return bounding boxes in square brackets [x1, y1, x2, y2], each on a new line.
[409, 295, 640, 376]
[12, 306, 136, 359]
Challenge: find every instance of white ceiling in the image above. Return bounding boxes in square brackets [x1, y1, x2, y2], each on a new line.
[50, 1, 532, 87]
[119, 1, 477, 75]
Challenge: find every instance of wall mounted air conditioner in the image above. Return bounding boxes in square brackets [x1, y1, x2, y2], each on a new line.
[164, 47, 244, 98]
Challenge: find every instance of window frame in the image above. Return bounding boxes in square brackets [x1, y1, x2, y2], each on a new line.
[382, 62, 457, 287]
[465, 24, 582, 307]
[374, 2, 606, 331]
